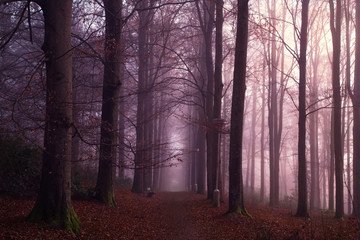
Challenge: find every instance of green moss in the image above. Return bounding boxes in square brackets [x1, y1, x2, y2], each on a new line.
[107, 191, 117, 207]
[63, 206, 81, 235]
[26, 200, 81, 235]
[236, 206, 253, 218]
[227, 205, 253, 218]
[102, 192, 117, 207]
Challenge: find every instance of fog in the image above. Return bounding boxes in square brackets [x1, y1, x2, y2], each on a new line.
[0, 0, 357, 220]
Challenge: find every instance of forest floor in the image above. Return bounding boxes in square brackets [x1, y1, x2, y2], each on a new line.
[1, 189, 360, 239]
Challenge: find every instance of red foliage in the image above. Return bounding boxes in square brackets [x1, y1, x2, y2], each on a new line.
[0, 190, 359, 239]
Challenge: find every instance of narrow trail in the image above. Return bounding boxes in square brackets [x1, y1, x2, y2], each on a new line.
[155, 192, 200, 240]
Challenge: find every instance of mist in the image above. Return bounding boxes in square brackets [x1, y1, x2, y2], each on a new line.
[0, 0, 359, 238]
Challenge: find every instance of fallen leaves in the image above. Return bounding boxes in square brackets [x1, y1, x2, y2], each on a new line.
[0, 190, 359, 239]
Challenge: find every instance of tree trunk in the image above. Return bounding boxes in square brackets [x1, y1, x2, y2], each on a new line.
[118, 80, 125, 181]
[352, 0, 360, 218]
[132, 0, 150, 193]
[196, 36, 207, 195]
[295, 0, 309, 218]
[27, 0, 81, 234]
[250, 88, 257, 196]
[346, 99, 351, 214]
[267, 0, 279, 206]
[95, 0, 122, 206]
[196, 119, 206, 194]
[329, 110, 335, 211]
[213, 0, 224, 199]
[310, 38, 320, 210]
[222, 100, 228, 195]
[152, 99, 160, 191]
[71, 82, 81, 183]
[260, 58, 266, 203]
[199, 0, 215, 200]
[329, 0, 344, 219]
[228, 0, 249, 216]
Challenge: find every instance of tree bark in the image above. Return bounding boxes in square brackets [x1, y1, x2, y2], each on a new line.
[132, 0, 150, 193]
[228, 0, 249, 216]
[352, 0, 360, 218]
[27, 0, 81, 234]
[260, 58, 266, 203]
[118, 80, 125, 181]
[195, 34, 207, 195]
[198, 0, 215, 200]
[250, 88, 257, 196]
[295, 0, 309, 218]
[196, 123, 206, 194]
[95, 0, 122, 206]
[213, 0, 224, 198]
[329, 110, 335, 211]
[329, 0, 344, 219]
[267, 0, 277, 206]
[309, 36, 320, 210]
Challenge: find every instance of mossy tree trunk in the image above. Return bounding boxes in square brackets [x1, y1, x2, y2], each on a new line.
[228, 0, 249, 216]
[95, 0, 122, 207]
[26, 0, 80, 234]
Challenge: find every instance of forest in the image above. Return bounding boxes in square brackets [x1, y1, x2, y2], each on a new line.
[1, 0, 360, 239]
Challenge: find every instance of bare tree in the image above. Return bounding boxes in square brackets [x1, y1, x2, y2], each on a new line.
[309, 7, 322, 209]
[195, 0, 216, 200]
[266, 0, 285, 206]
[228, 0, 250, 216]
[296, 0, 309, 218]
[351, 0, 360, 218]
[250, 86, 257, 196]
[213, 0, 224, 201]
[95, 0, 122, 206]
[329, 0, 344, 219]
[132, 0, 152, 193]
[2, 0, 84, 233]
[260, 58, 266, 203]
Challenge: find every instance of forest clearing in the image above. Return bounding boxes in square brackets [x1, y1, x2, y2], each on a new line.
[1, 189, 359, 239]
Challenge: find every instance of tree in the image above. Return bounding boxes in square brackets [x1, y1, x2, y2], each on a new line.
[344, 0, 352, 215]
[195, 0, 216, 200]
[260, 58, 266, 203]
[351, 0, 360, 218]
[228, 0, 249, 216]
[329, 0, 343, 219]
[195, 27, 207, 196]
[308, 6, 322, 209]
[250, 86, 257, 196]
[132, 0, 151, 193]
[213, 0, 224, 200]
[20, 0, 81, 233]
[95, 0, 122, 206]
[266, 1, 286, 206]
[296, 0, 309, 218]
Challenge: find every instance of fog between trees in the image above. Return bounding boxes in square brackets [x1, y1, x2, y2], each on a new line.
[1, 0, 360, 232]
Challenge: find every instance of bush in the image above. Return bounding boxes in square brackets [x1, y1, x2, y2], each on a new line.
[0, 134, 42, 197]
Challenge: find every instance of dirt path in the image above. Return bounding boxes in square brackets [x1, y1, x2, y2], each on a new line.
[155, 192, 200, 240]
